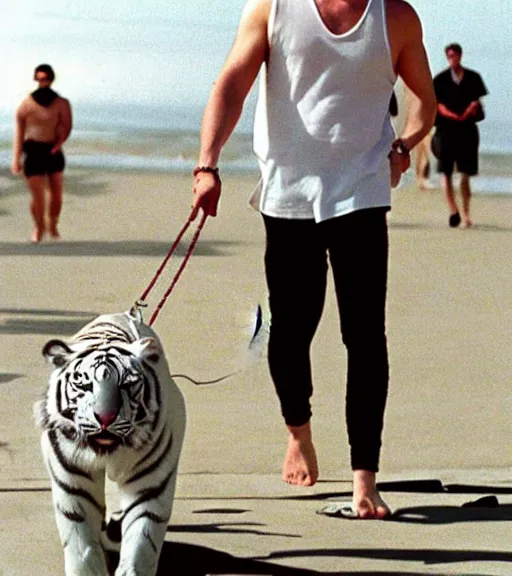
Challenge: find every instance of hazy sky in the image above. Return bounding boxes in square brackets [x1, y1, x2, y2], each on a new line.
[3, 0, 511, 124]
[3, 0, 241, 109]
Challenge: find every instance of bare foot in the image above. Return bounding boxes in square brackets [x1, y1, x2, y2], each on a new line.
[419, 178, 435, 190]
[31, 227, 44, 243]
[49, 224, 61, 239]
[282, 423, 318, 486]
[352, 470, 391, 519]
[463, 218, 473, 228]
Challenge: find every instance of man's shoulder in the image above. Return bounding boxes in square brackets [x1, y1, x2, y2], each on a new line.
[386, 0, 420, 23]
[50, 95, 71, 113]
[386, 0, 422, 48]
[16, 95, 35, 116]
[463, 68, 483, 80]
[433, 69, 451, 91]
[242, 0, 271, 23]
[463, 68, 488, 95]
[433, 68, 451, 81]
[56, 95, 70, 106]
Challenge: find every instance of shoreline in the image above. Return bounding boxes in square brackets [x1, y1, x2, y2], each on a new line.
[1, 124, 512, 195]
[1, 163, 512, 199]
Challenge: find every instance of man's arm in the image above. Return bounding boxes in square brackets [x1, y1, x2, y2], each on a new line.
[460, 73, 488, 121]
[459, 100, 481, 121]
[11, 104, 26, 175]
[438, 98, 481, 123]
[51, 98, 73, 154]
[388, 0, 437, 153]
[437, 102, 461, 121]
[439, 71, 488, 122]
[192, 0, 270, 219]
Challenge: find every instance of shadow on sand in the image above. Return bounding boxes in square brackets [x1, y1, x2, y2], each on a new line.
[390, 503, 512, 524]
[107, 540, 474, 575]
[389, 221, 512, 233]
[253, 546, 511, 574]
[0, 373, 25, 384]
[0, 238, 249, 257]
[0, 307, 98, 336]
[268, 479, 512, 503]
[0, 170, 109, 200]
[290, 479, 512, 525]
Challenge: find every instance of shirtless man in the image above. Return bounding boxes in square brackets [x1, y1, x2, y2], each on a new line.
[191, 0, 436, 519]
[12, 64, 72, 242]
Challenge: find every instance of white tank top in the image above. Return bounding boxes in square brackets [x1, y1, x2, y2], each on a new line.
[251, 0, 396, 221]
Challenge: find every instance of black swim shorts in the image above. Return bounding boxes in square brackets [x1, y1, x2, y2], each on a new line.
[23, 140, 65, 178]
[434, 124, 479, 177]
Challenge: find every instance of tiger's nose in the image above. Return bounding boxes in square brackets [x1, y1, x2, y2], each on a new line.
[94, 410, 117, 428]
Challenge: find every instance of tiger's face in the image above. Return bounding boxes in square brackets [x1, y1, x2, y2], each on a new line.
[38, 337, 162, 454]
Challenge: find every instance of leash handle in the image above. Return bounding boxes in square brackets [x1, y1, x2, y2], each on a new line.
[148, 211, 208, 326]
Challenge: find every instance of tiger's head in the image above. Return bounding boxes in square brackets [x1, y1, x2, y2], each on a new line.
[37, 337, 163, 455]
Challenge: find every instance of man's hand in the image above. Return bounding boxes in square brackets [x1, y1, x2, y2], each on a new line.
[191, 172, 221, 221]
[437, 103, 463, 122]
[388, 140, 411, 188]
[11, 159, 22, 176]
[460, 101, 481, 121]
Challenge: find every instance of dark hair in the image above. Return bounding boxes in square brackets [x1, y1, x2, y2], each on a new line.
[445, 43, 462, 56]
[34, 64, 55, 82]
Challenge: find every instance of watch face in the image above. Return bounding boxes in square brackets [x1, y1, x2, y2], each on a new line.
[396, 140, 409, 155]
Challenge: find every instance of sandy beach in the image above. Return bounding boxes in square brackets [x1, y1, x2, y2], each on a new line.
[1, 168, 511, 575]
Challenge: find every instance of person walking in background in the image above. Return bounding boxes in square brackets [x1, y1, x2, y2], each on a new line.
[414, 131, 435, 189]
[403, 88, 435, 190]
[389, 87, 434, 191]
[191, 0, 436, 519]
[433, 43, 488, 227]
[12, 64, 72, 243]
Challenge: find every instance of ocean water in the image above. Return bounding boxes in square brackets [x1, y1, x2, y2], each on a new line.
[1, 100, 511, 195]
[0, 98, 258, 173]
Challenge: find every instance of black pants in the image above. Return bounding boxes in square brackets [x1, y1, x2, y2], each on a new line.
[263, 208, 389, 472]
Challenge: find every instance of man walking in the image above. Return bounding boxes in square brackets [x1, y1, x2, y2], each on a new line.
[433, 43, 488, 227]
[191, 0, 436, 519]
[12, 64, 72, 242]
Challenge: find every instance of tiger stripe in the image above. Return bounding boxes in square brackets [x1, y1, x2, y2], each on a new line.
[48, 462, 105, 515]
[48, 429, 92, 480]
[133, 427, 166, 469]
[56, 502, 86, 524]
[125, 433, 174, 485]
[123, 511, 168, 536]
[122, 467, 177, 518]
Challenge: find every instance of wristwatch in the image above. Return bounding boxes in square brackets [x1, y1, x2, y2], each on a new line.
[392, 138, 410, 156]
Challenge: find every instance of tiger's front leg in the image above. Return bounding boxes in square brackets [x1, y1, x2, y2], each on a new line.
[42, 433, 109, 576]
[114, 473, 178, 576]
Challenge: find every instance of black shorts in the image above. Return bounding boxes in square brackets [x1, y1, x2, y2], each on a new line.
[433, 125, 479, 177]
[23, 140, 65, 178]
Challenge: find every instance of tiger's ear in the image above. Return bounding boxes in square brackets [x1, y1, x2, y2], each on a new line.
[133, 337, 162, 365]
[42, 339, 73, 367]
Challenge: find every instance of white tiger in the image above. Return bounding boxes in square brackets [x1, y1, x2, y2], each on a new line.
[34, 309, 186, 576]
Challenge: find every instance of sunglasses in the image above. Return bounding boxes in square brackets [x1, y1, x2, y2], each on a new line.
[35, 75, 50, 82]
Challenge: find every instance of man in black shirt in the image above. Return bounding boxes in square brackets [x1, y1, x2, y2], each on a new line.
[433, 43, 488, 227]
